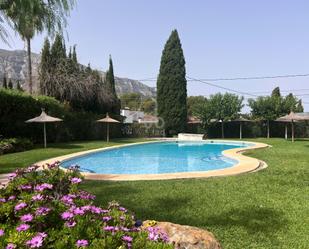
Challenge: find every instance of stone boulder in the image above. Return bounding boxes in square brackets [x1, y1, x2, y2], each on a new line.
[143, 221, 221, 249]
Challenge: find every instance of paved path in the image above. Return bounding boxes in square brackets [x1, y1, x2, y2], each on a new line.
[0, 174, 9, 189]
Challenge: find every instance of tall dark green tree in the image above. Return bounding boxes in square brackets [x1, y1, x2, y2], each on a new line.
[157, 30, 187, 135]
[2, 75, 7, 88]
[105, 55, 117, 97]
[39, 38, 51, 95]
[72, 45, 78, 65]
[271, 87, 281, 97]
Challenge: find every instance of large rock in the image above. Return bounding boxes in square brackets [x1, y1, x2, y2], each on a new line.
[143, 221, 221, 249]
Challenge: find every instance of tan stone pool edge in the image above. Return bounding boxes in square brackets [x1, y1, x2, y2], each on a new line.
[36, 140, 269, 181]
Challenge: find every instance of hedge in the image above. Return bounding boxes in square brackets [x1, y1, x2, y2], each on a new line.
[0, 89, 123, 143]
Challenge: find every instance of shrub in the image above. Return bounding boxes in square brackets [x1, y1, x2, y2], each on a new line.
[0, 163, 172, 248]
[0, 138, 33, 155]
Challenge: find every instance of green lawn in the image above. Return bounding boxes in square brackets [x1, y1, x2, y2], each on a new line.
[1, 138, 308, 248]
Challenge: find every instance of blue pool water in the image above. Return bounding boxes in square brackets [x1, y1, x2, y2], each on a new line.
[61, 141, 249, 174]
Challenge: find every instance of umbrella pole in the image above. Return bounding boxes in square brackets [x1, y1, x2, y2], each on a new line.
[240, 122, 242, 139]
[285, 124, 288, 140]
[43, 122, 47, 148]
[107, 123, 109, 142]
[291, 120, 294, 142]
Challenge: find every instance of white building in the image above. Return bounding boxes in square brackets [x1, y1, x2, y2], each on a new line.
[121, 109, 144, 123]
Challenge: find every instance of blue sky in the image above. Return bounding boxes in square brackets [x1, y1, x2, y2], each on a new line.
[1, 0, 309, 111]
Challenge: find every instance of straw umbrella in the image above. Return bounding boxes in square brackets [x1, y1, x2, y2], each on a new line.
[231, 116, 252, 139]
[276, 112, 309, 142]
[25, 109, 62, 148]
[97, 113, 120, 142]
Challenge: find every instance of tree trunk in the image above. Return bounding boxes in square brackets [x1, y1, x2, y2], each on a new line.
[221, 121, 224, 139]
[267, 120, 270, 139]
[26, 37, 33, 94]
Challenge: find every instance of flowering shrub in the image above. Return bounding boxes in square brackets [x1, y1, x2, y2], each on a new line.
[0, 162, 172, 249]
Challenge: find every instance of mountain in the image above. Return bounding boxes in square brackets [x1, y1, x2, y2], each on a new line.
[0, 49, 156, 97]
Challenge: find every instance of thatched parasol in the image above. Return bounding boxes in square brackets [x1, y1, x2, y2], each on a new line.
[97, 113, 120, 142]
[276, 112, 309, 142]
[231, 116, 253, 139]
[25, 109, 62, 148]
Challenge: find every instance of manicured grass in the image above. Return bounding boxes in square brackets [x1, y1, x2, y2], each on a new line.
[1, 138, 308, 248]
[81, 138, 309, 249]
[0, 138, 147, 174]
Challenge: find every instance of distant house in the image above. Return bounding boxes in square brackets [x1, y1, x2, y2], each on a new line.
[120, 109, 144, 123]
[138, 114, 159, 124]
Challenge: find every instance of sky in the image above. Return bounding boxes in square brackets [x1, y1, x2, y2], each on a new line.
[1, 0, 309, 111]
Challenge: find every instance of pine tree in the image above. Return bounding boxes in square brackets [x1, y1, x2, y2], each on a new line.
[2, 75, 7, 88]
[157, 30, 187, 135]
[39, 38, 51, 95]
[50, 34, 66, 66]
[8, 78, 13, 89]
[271, 87, 281, 97]
[105, 55, 117, 97]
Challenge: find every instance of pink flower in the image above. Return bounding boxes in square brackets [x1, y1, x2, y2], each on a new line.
[32, 194, 44, 201]
[8, 195, 16, 201]
[61, 195, 75, 205]
[90, 206, 102, 214]
[20, 184, 32, 190]
[0, 229, 4, 236]
[73, 207, 85, 216]
[8, 173, 17, 180]
[65, 220, 76, 228]
[26, 232, 47, 248]
[16, 224, 30, 232]
[35, 183, 53, 192]
[15, 202, 27, 211]
[103, 225, 115, 231]
[76, 239, 88, 247]
[0, 198, 6, 203]
[21, 214, 33, 222]
[122, 235, 133, 243]
[70, 177, 82, 184]
[6, 243, 16, 249]
[35, 207, 51, 216]
[61, 211, 74, 220]
[102, 216, 112, 222]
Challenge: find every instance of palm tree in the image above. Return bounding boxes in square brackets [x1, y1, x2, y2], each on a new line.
[0, 0, 75, 94]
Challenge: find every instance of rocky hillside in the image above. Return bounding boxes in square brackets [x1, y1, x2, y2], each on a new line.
[0, 49, 156, 97]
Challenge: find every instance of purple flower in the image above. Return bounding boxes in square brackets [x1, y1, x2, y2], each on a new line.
[61, 211, 74, 220]
[101, 209, 109, 214]
[120, 216, 125, 221]
[81, 205, 91, 211]
[8, 195, 16, 201]
[0, 229, 4, 236]
[73, 207, 85, 216]
[16, 224, 30, 232]
[32, 194, 44, 201]
[102, 216, 112, 222]
[35, 183, 53, 192]
[70, 177, 82, 184]
[6, 243, 16, 249]
[20, 184, 32, 190]
[65, 220, 76, 228]
[21, 214, 34, 222]
[35, 207, 51, 216]
[26, 232, 47, 248]
[122, 235, 133, 243]
[103, 225, 115, 232]
[119, 207, 127, 212]
[8, 173, 17, 180]
[78, 191, 95, 200]
[15, 202, 27, 211]
[0, 198, 6, 203]
[76, 240, 88, 247]
[61, 195, 75, 205]
[90, 206, 102, 214]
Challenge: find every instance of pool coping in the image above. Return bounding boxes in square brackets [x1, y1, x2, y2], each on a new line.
[35, 139, 270, 181]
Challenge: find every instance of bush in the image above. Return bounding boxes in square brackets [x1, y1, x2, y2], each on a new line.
[0, 163, 172, 248]
[0, 138, 33, 155]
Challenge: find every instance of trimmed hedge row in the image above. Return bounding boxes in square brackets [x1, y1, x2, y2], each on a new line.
[0, 89, 123, 143]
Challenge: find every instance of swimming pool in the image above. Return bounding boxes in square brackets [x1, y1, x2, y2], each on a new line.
[61, 141, 250, 175]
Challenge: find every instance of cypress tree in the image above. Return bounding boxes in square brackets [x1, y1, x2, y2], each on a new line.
[2, 75, 7, 88]
[106, 55, 117, 97]
[271, 87, 281, 97]
[50, 34, 66, 66]
[39, 38, 51, 95]
[157, 30, 187, 135]
[72, 45, 78, 65]
[8, 78, 13, 89]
